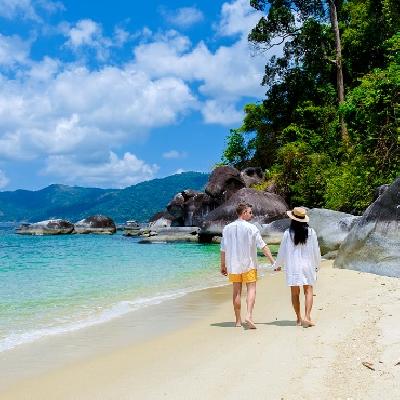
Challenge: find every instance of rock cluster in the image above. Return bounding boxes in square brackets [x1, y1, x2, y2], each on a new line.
[16, 215, 116, 235]
[150, 166, 288, 242]
[335, 177, 400, 277]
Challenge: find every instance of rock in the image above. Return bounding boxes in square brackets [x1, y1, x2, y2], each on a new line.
[374, 184, 390, 201]
[322, 250, 338, 260]
[335, 177, 400, 277]
[148, 212, 173, 230]
[123, 220, 142, 236]
[201, 188, 288, 236]
[74, 215, 116, 234]
[307, 208, 360, 255]
[259, 218, 291, 244]
[166, 190, 218, 227]
[138, 227, 200, 243]
[15, 219, 74, 235]
[205, 166, 245, 202]
[241, 167, 265, 187]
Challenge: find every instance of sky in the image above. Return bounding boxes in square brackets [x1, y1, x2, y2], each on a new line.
[0, 0, 271, 191]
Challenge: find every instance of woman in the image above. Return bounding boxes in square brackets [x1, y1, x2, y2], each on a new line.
[273, 207, 321, 327]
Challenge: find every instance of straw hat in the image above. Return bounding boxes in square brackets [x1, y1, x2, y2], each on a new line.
[286, 207, 309, 223]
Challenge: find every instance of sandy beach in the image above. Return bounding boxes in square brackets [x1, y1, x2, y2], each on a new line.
[1, 260, 399, 400]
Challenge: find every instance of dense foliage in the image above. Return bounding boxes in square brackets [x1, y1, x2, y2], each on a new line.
[222, 0, 399, 213]
[0, 172, 209, 222]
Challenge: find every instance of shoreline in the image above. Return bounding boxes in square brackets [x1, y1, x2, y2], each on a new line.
[1, 260, 400, 399]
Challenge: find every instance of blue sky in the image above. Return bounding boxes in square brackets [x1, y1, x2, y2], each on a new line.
[0, 0, 270, 190]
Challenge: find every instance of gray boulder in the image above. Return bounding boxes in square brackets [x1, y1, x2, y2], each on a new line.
[335, 177, 400, 277]
[259, 218, 291, 244]
[74, 215, 116, 234]
[205, 166, 245, 202]
[16, 219, 74, 235]
[241, 167, 264, 187]
[201, 188, 288, 236]
[307, 208, 360, 255]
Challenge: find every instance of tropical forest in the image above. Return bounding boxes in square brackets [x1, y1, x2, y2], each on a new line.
[222, 0, 399, 213]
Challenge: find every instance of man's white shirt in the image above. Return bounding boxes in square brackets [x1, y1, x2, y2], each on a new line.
[220, 219, 266, 274]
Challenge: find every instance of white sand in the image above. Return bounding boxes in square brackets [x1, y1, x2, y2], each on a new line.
[1, 260, 399, 399]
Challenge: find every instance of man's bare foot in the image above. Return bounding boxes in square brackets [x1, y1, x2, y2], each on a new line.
[296, 319, 302, 326]
[245, 319, 257, 329]
[302, 319, 315, 328]
[235, 321, 242, 327]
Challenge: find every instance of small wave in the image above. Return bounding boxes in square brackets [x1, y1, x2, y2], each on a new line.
[0, 282, 228, 353]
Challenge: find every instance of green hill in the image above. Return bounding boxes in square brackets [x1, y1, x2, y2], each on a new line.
[0, 172, 209, 223]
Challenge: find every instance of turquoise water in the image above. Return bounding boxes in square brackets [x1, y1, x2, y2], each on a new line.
[0, 226, 227, 352]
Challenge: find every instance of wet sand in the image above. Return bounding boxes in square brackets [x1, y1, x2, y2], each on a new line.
[1, 260, 399, 399]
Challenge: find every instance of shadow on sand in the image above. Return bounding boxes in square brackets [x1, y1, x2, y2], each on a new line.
[260, 320, 297, 327]
[210, 322, 239, 328]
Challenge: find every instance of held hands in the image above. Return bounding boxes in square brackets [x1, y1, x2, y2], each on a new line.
[220, 265, 228, 276]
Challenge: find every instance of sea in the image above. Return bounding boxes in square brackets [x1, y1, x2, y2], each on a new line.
[0, 224, 232, 353]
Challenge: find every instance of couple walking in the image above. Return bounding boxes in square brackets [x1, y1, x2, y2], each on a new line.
[220, 203, 321, 329]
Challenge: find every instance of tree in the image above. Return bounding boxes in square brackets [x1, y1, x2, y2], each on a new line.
[249, 0, 349, 144]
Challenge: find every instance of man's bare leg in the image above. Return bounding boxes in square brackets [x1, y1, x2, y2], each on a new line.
[232, 282, 242, 327]
[290, 286, 302, 325]
[303, 285, 315, 327]
[245, 282, 257, 329]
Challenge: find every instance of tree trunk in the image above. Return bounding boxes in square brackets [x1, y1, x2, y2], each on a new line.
[328, 0, 349, 145]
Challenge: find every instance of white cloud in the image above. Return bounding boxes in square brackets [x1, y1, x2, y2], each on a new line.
[44, 151, 159, 188]
[174, 168, 185, 174]
[161, 6, 204, 28]
[202, 100, 243, 125]
[0, 62, 197, 162]
[162, 150, 187, 159]
[0, 0, 63, 21]
[0, 33, 31, 66]
[0, 169, 9, 188]
[217, 0, 261, 37]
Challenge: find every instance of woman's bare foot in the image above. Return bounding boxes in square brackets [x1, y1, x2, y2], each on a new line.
[235, 320, 242, 327]
[245, 319, 257, 329]
[296, 318, 302, 326]
[302, 319, 315, 328]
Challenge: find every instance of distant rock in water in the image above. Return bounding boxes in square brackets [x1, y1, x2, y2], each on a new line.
[307, 208, 360, 255]
[16, 219, 74, 235]
[74, 215, 116, 234]
[335, 177, 400, 277]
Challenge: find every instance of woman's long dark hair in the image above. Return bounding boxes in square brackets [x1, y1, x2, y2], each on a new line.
[289, 220, 309, 245]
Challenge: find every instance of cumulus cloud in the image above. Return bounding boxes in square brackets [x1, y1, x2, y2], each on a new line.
[0, 63, 197, 161]
[160, 6, 204, 28]
[0, 169, 9, 188]
[202, 100, 243, 125]
[0, 33, 31, 66]
[217, 0, 261, 37]
[44, 152, 159, 188]
[0, 0, 63, 21]
[162, 150, 187, 159]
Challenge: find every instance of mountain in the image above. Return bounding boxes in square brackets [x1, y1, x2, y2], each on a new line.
[0, 172, 209, 223]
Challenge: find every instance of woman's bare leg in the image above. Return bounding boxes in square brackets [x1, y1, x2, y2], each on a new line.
[290, 286, 301, 325]
[303, 285, 315, 326]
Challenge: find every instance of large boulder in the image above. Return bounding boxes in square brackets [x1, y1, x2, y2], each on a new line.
[16, 219, 74, 235]
[259, 218, 291, 244]
[166, 190, 218, 227]
[241, 167, 265, 187]
[307, 208, 360, 255]
[334, 177, 400, 277]
[201, 188, 288, 235]
[205, 166, 245, 202]
[74, 215, 116, 234]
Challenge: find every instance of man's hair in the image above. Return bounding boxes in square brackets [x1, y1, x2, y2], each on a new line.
[236, 202, 252, 216]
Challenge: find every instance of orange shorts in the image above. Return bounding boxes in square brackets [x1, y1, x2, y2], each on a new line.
[228, 269, 257, 283]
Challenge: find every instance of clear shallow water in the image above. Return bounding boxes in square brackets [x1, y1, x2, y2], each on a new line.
[0, 227, 228, 352]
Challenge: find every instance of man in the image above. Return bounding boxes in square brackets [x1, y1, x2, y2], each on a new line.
[220, 202, 275, 329]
